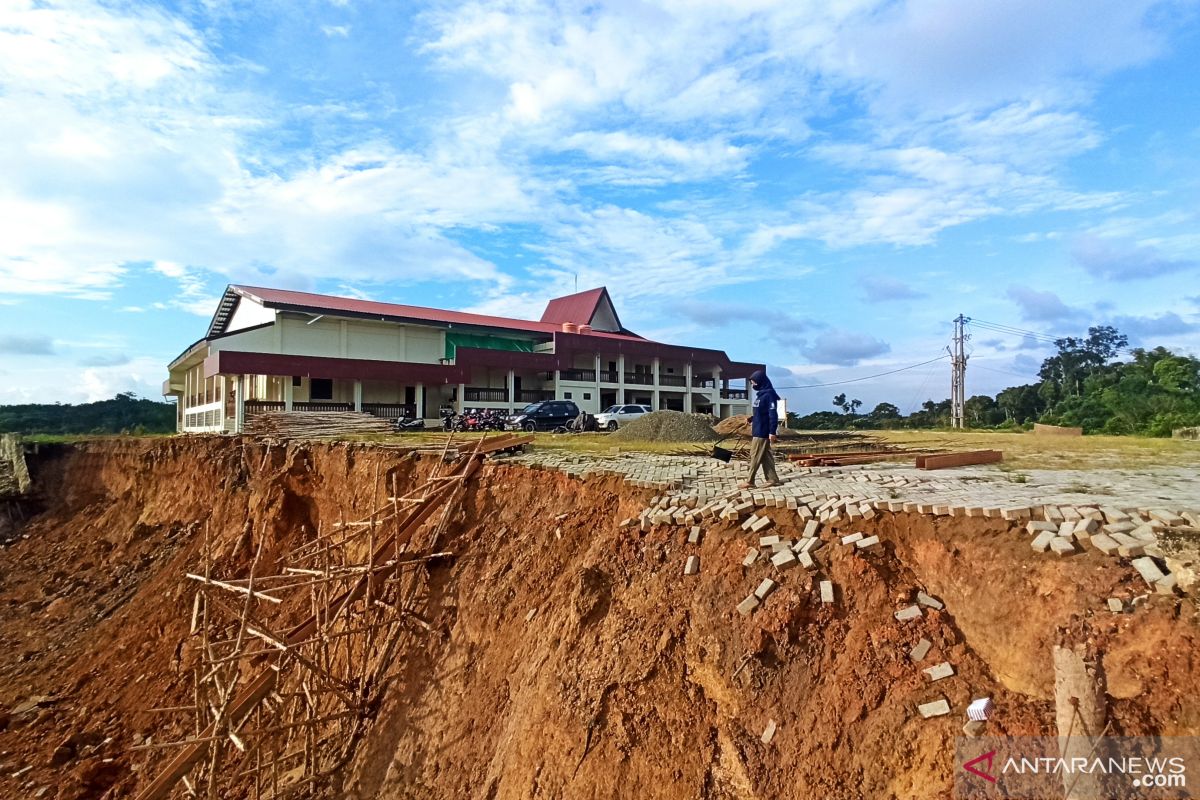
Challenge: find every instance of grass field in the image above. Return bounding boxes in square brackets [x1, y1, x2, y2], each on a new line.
[15, 427, 1199, 472]
[870, 429, 1200, 471]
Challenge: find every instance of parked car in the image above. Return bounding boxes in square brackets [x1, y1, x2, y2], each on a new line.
[506, 400, 581, 432]
[595, 404, 652, 431]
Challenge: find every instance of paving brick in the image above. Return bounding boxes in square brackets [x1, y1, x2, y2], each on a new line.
[760, 719, 777, 745]
[923, 662, 955, 681]
[741, 514, 759, 532]
[1031, 530, 1056, 553]
[797, 551, 816, 570]
[963, 720, 986, 738]
[754, 578, 777, 599]
[916, 592, 944, 610]
[895, 605, 923, 622]
[820, 580, 834, 604]
[1156, 573, 1177, 595]
[854, 534, 880, 551]
[1027, 521, 1058, 535]
[688, 526, 702, 545]
[1089, 533, 1120, 556]
[918, 698, 951, 719]
[1049, 537, 1077, 557]
[1149, 509, 1184, 526]
[741, 547, 760, 567]
[750, 516, 774, 533]
[1106, 597, 1124, 612]
[759, 534, 782, 548]
[1131, 556, 1167, 588]
[841, 532, 864, 546]
[1112, 532, 1145, 558]
[1101, 506, 1131, 523]
[909, 638, 932, 661]
[1130, 525, 1159, 543]
[684, 555, 700, 576]
[1103, 521, 1136, 535]
[1074, 518, 1100, 535]
[737, 594, 760, 615]
[1001, 506, 1032, 521]
[771, 550, 798, 570]
[803, 520, 820, 538]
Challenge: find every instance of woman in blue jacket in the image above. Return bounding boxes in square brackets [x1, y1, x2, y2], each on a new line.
[740, 369, 781, 488]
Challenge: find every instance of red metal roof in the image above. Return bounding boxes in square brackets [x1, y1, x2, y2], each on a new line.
[224, 285, 642, 341]
[540, 287, 605, 325]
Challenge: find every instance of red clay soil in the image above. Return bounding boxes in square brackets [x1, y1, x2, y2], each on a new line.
[0, 438, 1196, 799]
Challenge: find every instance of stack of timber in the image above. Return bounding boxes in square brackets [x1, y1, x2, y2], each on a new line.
[787, 449, 934, 467]
[245, 411, 394, 438]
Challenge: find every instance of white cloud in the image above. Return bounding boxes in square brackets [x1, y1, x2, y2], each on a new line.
[321, 24, 351, 37]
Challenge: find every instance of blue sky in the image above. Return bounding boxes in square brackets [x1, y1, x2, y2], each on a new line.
[1, 0, 1198, 413]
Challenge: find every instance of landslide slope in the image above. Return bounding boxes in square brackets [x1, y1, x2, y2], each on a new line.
[0, 438, 1195, 800]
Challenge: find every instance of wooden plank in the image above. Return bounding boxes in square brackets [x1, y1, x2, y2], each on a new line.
[918, 450, 1003, 470]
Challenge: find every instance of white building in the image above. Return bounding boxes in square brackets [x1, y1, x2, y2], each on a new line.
[164, 285, 759, 433]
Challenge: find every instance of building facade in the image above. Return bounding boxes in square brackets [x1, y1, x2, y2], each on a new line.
[164, 285, 761, 433]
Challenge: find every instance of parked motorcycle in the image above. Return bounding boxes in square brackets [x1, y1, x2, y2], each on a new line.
[393, 413, 425, 432]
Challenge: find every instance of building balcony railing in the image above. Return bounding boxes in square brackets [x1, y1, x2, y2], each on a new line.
[362, 403, 415, 419]
[692, 378, 716, 388]
[244, 400, 285, 417]
[464, 388, 508, 402]
[721, 389, 749, 400]
[599, 370, 619, 383]
[624, 372, 654, 385]
[537, 369, 597, 382]
[517, 389, 554, 403]
[659, 375, 687, 387]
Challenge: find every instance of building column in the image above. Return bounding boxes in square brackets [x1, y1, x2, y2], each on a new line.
[617, 354, 626, 404]
[353, 379, 363, 412]
[593, 353, 602, 411]
[284, 378, 294, 411]
[553, 369, 562, 401]
[234, 374, 245, 434]
[455, 383, 465, 414]
[711, 367, 722, 417]
[415, 382, 425, 419]
[652, 357, 661, 410]
[506, 370, 515, 413]
[685, 362, 693, 413]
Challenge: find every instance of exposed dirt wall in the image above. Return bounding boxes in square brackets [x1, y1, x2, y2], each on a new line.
[0, 438, 1195, 799]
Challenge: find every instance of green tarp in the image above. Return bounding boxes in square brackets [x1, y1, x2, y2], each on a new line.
[444, 332, 535, 360]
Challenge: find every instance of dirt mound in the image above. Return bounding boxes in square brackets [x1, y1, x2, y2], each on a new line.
[714, 415, 752, 437]
[610, 410, 719, 442]
[713, 415, 801, 439]
[0, 438, 1197, 799]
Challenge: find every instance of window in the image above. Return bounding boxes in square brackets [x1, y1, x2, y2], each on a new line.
[564, 392, 573, 399]
[583, 392, 591, 400]
[292, 376, 302, 386]
[310, 378, 333, 400]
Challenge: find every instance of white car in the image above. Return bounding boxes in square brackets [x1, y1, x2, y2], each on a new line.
[596, 404, 652, 431]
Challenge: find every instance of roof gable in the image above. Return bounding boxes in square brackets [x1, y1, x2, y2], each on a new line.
[539, 287, 625, 332]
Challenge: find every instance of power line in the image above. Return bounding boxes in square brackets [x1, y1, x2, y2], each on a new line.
[774, 354, 951, 390]
[973, 363, 1039, 380]
[967, 318, 1059, 344]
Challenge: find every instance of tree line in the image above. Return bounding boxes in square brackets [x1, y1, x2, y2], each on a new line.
[788, 326, 1200, 436]
[0, 392, 176, 435]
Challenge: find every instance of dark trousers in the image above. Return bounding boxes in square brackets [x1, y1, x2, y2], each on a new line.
[747, 436, 778, 485]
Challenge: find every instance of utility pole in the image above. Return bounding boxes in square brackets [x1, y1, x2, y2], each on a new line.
[950, 314, 968, 429]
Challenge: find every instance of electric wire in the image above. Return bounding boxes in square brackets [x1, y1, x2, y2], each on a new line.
[773, 354, 950, 390]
